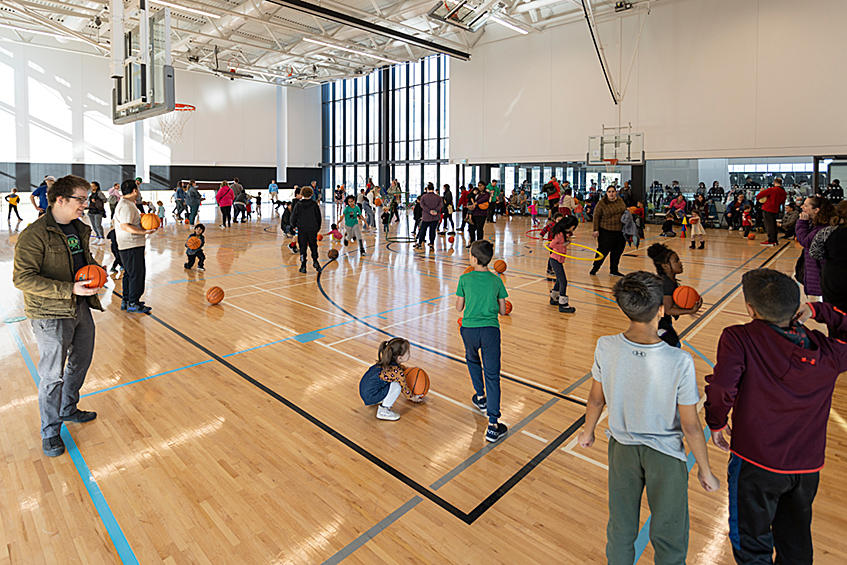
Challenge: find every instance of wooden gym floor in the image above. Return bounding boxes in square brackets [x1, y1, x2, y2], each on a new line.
[1, 204, 845, 565]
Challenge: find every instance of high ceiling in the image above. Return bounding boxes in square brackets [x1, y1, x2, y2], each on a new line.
[0, 0, 643, 87]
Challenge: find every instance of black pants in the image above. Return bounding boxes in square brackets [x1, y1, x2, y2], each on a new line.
[762, 210, 778, 243]
[233, 203, 246, 222]
[220, 205, 232, 227]
[8, 204, 21, 221]
[459, 208, 469, 230]
[110, 238, 123, 271]
[442, 212, 454, 231]
[298, 230, 319, 262]
[658, 317, 680, 347]
[592, 228, 626, 273]
[119, 246, 146, 305]
[469, 215, 486, 243]
[185, 250, 205, 268]
[417, 220, 438, 245]
[728, 455, 819, 565]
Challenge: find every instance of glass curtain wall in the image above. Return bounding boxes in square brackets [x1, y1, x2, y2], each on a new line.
[322, 55, 450, 202]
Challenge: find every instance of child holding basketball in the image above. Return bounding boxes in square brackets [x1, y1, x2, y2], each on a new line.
[184, 224, 205, 271]
[688, 208, 706, 249]
[647, 243, 702, 347]
[578, 271, 720, 565]
[359, 338, 423, 421]
[156, 200, 166, 225]
[705, 269, 847, 563]
[549, 216, 578, 314]
[456, 240, 509, 442]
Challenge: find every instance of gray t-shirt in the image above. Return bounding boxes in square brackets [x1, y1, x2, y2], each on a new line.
[114, 198, 146, 250]
[592, 333, 700, 461]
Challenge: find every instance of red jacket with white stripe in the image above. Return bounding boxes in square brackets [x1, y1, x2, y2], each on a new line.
[705, 303, 847, 473]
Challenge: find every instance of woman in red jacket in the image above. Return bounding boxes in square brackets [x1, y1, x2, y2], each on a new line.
[216, 181, 235, 228]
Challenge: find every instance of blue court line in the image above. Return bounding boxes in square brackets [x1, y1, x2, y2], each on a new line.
[682, 341, 716, 369]
[293, 331, 324, 343]
[2, 306, 139, 564]
[81, 359, 214, 398]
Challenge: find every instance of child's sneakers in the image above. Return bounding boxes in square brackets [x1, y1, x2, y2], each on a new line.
[376, 406, 400, 421]
[559, 302, 576, 314]
[197, 266, 205, 271]
[471, 395, 487, 414]
[486, 422, 508, 443]
[313, 260, 322, 272]
[343, 237, 348, 246]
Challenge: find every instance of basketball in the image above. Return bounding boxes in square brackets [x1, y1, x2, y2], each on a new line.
[448, 236, 455, 243]
[374, 198, 382, 206]
[457, 317, 462, 327]
[673, 286, 700, 310]
[463, 266, 474, 274]
[317, 233, 323, 241]
[140, 213, 160, 230]
[493, 260, 507, 274]
[748, 233, 756, 240]
[628, 206, 638, 214]
[184, 219, 189, 224]
[75, 265, 107, 288]
[404, 367, 430, 396]
[689, 216, 700, 225]
[186, 236, 202, 250]
[206, 286, 225, 305]
[328, 249, 339, 260]
[504, 300, 513, 315]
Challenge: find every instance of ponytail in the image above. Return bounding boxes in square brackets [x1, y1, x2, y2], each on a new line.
[377, 338, 410, 370]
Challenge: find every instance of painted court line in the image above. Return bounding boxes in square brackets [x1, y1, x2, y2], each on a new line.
[327, 306, 454, 346]
[520, 430, 549, 443]
[224, 302, 296, 333]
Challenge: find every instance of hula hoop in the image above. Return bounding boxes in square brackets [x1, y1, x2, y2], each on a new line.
[543, 241, 604, 261]
[524, 228, 544, 240]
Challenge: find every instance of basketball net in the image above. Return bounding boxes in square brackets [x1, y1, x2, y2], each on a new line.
[604, 158, 619, 174]
[157, 104, 195, 146]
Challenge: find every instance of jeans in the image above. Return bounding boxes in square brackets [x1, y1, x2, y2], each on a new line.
[593, 228, 626, 273]
[188, 204, 200, 225]
[233, 203, 246, 222]
[119, 246, 146, 305]
[31, 300, 95, 439]
[417, 220, 438, 245]
[459, 326, 501, 423]
[89, 212, 104, 238]
[548, 258, 569, 303]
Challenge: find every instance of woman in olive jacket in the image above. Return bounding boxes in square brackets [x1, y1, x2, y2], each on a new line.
[590, 186, 628, 276]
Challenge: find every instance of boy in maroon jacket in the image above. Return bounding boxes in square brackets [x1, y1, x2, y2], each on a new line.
[705, 268, 847, 564]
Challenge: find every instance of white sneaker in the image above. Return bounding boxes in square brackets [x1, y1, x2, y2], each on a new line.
[376, 406, 400, 421]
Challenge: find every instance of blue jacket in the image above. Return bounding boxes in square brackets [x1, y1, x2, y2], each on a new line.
[359, 363, 396, 405]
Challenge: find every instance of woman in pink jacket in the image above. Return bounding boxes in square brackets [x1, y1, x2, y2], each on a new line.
[216, 181, 235, 228]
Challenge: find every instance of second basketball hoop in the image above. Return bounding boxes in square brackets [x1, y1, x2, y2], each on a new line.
[157, 104, 195, 146]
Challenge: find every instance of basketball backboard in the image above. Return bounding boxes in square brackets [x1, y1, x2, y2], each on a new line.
[111, 1, 175, 125]
[587, 132, 644, 165]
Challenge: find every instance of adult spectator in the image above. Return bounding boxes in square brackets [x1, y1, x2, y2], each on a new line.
[708, 181, 725, 201]
[810, 201, 847, 313]
[467, 182, 489, 247]
[724, 193, 747, 230]
[545, 176, 561, 218]
[12, 174, 103, 457]
[590, 186, 627, 277]
[30, 175, 54, 216]
[87, 182, 107, 244]
[486, 179, 501, 223]
[756, 177, 787, 247]
[826, 180, 843, 204]
[116, 179, 156, 313]
[691, 194, 709, 219]
[796, 196, 837, 301]
[173, 182, 186, 220]
[232, 177, 244, 198]
[216, 181, 234, 228]
[669, 194, 687, 219]
[441, 184, 455, 234]
[743, 176, 761, 190]
[186, 180, 203, 225]
[695, 182, 707, 197]
[233, 188, 248, 223]
[107, 182, 121, 219]
[619, 181, 633, 206]
[517, 189, 528, 214]
[777, 202, 800, 239]
[360, 189, 375, 230]
[415, 182, 442, 250]
[310, 181, 320, 202]
[268, 179, 279, 207]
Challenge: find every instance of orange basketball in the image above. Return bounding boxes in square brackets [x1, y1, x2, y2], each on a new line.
[186, 236, 202, 250]
[748, 233, 756, 240]
[673, 286, 700, 310]
[493, 260, 507, 274]
[457, 317, 462, 328]
[75, 265, 108, 289]
[503, 300, 513, 315]
[464, 266, 474, 275]
[628, 206, 638, 214]
[448, 236, 455, 243]
[205, 286, 225, 305]
[317, 233, 323, 241]
[328, 249, 339, 260]
[184, 219, 189, 224]
[374, 198, 382, 206]
[404, 367, 430, 396]
[140, 213, 160, 230]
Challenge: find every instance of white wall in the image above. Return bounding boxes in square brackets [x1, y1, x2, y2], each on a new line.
[450, 0, 847, 163]
[0, 34, 321, 169]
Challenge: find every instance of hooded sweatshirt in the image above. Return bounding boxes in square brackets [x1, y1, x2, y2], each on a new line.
[705, 302, 847, 473]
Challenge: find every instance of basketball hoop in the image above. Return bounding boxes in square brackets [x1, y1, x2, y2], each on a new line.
[604, 159, 619, 173]
[156, 104, 195, 146]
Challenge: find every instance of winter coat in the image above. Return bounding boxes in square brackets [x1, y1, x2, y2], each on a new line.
[796, 218, 825, 296]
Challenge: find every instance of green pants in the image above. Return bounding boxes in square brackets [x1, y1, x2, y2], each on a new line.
[607, 437, 690, 565]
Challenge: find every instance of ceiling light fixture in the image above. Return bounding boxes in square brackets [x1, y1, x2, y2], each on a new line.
[488, 15, 529, 35]
[150, 0, 222, 19]
[302, 37, 402, 65]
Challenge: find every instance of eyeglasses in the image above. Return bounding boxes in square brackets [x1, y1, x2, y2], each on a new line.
[64, 196, 87, 203]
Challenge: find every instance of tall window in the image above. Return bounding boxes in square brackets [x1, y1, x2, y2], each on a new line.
[322, 55, 450, 199]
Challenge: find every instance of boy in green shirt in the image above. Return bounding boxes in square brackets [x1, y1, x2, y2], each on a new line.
[342, 195, 366, 255]
[456, 240, 509, 442]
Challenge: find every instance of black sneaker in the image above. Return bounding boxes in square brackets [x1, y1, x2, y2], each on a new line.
[60, 409, 97, 423]
[610, 271, 625, 277]
[127, 303, 151, 314]
[42, 435, 65, 457]
[589, 268, 598, 276]
[120, 300, 127, 310]
[299, 265, 307, 273]
[471, 395, 487, 414]
[429, 244, 435, 251]
[486, 422, 508, 443]
[313, 260, 322, 272]
[550, 297, 558, 306]
[559, 304, 576, 314]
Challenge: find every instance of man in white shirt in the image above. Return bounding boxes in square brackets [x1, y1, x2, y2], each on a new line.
[115, 179, 157, 313]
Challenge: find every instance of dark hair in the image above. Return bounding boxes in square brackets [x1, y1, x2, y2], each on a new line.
[301, 186, 313, 199]
[774, 177, 782, 186]
[743, 204, 752, 211]
[234, 177, 240, 183]
[195, 223, 205, 233]
[786, 202, 796, 211]
[426, 182, 435, 191]
[377, 338, 410, 371]
[331, 223, 337, 230]
[470, 240, 494, 266]
[647, 243, 676, 277]
[550, 215, 579, 240]
[806, 196, 836, 227]
[346, 195, 356, 204]
[120, 179, 137, 195]
[48, 175, 89, 205]
[564, 188, 572, 196]
[831, 200, 847, 227]
[91, 181, 100, 190]
[613, 271, 665, 323]
[741, 269, 799, 324]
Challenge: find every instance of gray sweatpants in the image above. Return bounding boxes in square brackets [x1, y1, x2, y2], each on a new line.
[31, 300, 95, 439]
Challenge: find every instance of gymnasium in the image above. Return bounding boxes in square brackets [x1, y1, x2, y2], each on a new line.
[1, 0, 846, 563]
